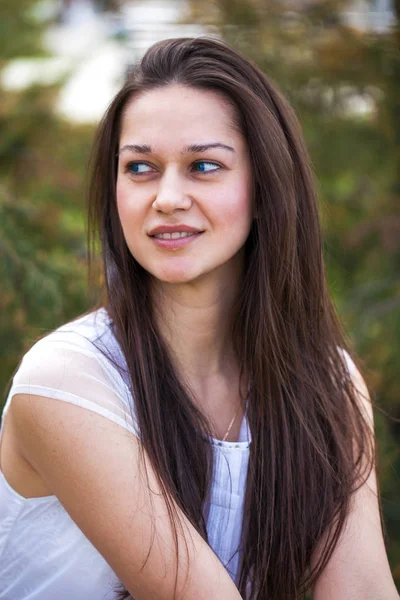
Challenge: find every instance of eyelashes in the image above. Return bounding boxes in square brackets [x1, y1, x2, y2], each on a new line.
[124, 160, 222, 176]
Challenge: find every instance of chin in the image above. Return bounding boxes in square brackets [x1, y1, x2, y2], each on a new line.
[149, 262, 212, 285]
[153, 271, 202, 285]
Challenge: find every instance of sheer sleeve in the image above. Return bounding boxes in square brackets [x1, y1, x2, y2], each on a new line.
[3, 335, 140, 438]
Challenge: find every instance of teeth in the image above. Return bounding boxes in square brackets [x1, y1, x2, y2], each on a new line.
[154, 232, 198, 239]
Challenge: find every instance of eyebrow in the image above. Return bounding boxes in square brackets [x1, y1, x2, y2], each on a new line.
[117, 142, 235, 156]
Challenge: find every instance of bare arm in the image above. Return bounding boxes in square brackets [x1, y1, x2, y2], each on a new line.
[10, 393, 243, 600]
[311, 366, 399, 600]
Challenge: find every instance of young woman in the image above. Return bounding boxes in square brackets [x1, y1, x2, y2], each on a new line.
[0, 37, 398, 600]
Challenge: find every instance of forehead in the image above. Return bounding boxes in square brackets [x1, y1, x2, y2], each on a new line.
[119, 85, 241, 148]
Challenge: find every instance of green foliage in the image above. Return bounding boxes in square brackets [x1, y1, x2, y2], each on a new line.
[0, 1, 99, 398]
[0, 0, 47, 62]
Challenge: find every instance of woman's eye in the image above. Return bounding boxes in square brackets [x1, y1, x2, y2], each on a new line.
[126, 162, 153, 175]
[192, 161, 220, 173]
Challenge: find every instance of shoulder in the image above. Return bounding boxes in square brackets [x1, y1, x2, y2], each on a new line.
[8, 308, 104, 399]
[6, 306, 139, 437]
[12, 306, 119, 385]
[25, 306, 112, 357]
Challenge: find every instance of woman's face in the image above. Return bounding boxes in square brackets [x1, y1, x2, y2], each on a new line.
[116, 84, 253, 285]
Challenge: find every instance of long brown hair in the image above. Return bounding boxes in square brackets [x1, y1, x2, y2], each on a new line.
[86, 37, 377, 599]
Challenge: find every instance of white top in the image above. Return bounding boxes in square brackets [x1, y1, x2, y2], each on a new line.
[0, 308, 252, 600]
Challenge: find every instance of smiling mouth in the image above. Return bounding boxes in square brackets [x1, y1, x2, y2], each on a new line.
[151, 231, 203, 240]
[149, 230, 205, 248]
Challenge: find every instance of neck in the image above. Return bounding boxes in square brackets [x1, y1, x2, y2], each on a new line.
[150, 264, 242, 391]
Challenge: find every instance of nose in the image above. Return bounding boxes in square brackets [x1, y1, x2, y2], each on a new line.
[151, 169, 192, 214]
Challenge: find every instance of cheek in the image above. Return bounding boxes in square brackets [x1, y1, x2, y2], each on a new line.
[116, 179, 142, 230]
[115, 181, 148, 262]
[214, 181, 253, 233]
[116, 179, 130, 216]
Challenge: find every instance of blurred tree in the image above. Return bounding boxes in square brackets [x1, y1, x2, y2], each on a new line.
[0, 0, 99, 400]
[184, 0, 400, 586]
[0, 0, 44, 62]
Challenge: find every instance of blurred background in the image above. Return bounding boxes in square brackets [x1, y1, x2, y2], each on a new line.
[0, 0, 399, 590]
